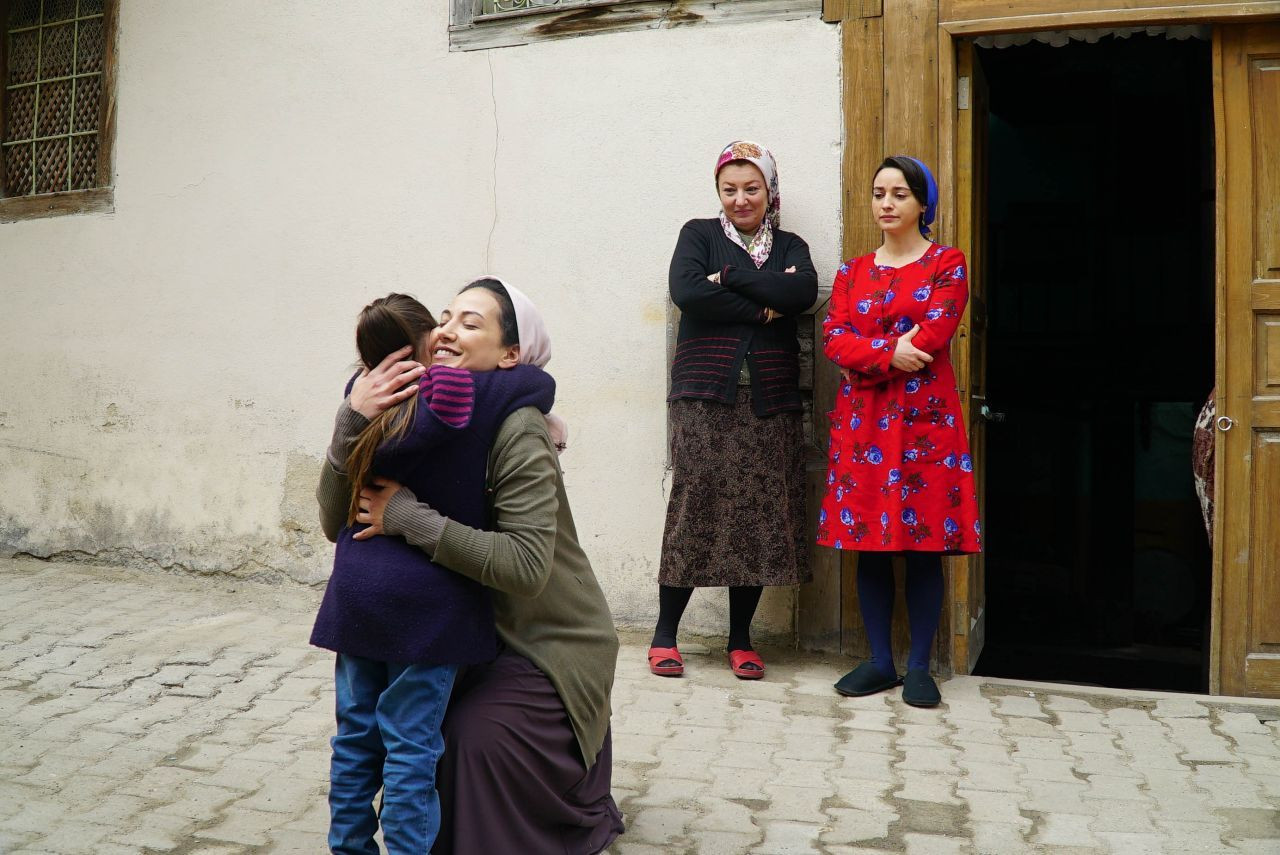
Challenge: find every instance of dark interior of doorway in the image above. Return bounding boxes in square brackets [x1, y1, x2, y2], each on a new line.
[972, 33, 1215, 693]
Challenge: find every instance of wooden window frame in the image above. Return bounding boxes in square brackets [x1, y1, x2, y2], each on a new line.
[0, 0, 117, 223]
[449, 0, 823, 52]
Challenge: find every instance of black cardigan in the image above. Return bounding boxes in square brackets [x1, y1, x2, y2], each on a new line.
[667, 218, 819, 416]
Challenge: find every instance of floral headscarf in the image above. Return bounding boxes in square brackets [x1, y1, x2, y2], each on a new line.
[714, 141, 780, 269]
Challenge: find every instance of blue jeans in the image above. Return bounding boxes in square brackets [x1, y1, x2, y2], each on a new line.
[328, 654, 457, 855]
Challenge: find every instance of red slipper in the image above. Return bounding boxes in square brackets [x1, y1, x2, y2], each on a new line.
[648, 646, 684, 677]
[729, 649, 765, 680]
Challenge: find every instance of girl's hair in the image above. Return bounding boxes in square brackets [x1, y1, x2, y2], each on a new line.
[874, 155, 930, 214]
[460, 278, 519, 347]
[345, 293, 437, 525]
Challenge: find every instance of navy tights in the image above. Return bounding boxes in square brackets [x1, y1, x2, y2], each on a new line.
[856, 553, 944, 678]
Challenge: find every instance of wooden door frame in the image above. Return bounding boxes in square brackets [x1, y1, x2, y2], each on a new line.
[808, 0, 1279, 681]
[936, 2, 1277, 692]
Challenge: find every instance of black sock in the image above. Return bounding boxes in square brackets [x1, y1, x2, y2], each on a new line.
[652, 585, 693, 649]
[727, 585, 763, 652]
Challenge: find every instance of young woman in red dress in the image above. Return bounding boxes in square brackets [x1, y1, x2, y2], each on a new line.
[817, 156, 981, 707]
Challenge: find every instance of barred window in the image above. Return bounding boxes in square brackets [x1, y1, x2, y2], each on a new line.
[1, 0, 115, 220]
[451, 0, 821, 52]
[481, 0, 566, 11]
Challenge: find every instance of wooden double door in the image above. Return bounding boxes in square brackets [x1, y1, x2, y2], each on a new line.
[801, 18, 1280, 698]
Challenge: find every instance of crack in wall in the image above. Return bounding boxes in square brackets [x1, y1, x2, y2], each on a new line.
[484, 50, 500, 271]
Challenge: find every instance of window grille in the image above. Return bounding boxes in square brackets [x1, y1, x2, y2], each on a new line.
[481, 0, 575, 12]
[3, 0, 106, 197]
[453, 0, 821, 52]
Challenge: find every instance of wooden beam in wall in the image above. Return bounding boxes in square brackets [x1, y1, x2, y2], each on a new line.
[939, 0, 1280, 34]
[824, 0, 883, 23]
[840, 15, 885, 260]
[883, 0, 940, 168]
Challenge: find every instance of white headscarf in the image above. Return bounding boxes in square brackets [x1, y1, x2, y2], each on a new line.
[481, 277, 569, 454]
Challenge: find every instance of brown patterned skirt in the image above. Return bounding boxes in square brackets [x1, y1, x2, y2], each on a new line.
[659, 389, 810, 587]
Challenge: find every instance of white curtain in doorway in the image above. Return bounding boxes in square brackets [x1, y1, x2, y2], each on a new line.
[975, 26, 1210, 50]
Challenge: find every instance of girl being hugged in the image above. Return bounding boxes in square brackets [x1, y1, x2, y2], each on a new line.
[309, 293, 554, 854]
[818, 156, 981, 708]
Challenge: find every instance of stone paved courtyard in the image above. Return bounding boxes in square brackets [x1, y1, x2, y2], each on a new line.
[2, 557, 1279, 854]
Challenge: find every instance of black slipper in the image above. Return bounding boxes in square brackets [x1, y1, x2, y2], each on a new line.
[834, 662, 902, 697]
[901, 669, 941, 707]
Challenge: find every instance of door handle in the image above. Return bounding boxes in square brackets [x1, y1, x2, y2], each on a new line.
[1216, 415, 1235, 432]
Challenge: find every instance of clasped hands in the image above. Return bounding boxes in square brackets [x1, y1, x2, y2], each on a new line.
[707, 265, 798, 323]
[839, 324, 934, 384]
[352, 476, 406, 541]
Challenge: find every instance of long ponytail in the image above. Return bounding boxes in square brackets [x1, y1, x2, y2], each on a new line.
[344, 294, 437, 525]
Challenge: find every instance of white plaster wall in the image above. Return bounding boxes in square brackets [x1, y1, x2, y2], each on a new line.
[0, 1, 841, 638]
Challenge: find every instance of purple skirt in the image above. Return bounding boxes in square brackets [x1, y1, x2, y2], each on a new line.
[435, 649, 624, 854]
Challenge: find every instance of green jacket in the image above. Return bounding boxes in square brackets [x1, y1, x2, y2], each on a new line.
[318, 404, 618, 767]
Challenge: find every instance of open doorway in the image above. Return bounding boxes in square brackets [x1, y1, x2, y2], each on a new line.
[971, 32, 1215, 692]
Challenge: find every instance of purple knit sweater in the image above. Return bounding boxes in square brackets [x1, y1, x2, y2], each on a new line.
[310, 363, 555, 665]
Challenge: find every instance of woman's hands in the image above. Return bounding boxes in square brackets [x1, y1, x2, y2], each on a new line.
[838, 324, 933, 385]
[348, 346, 426, 419]
[762, 266, 799, 322]
[890, 325, 934, 373]
[353, 477, 400, 540]
[711, 266, 796, 322]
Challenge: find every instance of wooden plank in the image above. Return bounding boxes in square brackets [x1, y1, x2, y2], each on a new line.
[883, 0, 940, 167]
[1218, 22, 1251, 699]
[1241, 25, 1280, 698]
[836, 14, 883, 661]
[0, 186, 113, 222]
[1257, 316, 1280, 396]
[96, 0, 119, 189]
[1251, 282, 1280, 310]
[1, 0, 9, 185]
[833, 0, 953, 672]
[800, 457, 842, 652]
[1251, 398, 1280, 425]
[1252, 57, 1280, 280]
[936, 28, 958, 251]
[884, 0, 945, 673]
[801, 297, 843, 653]
[1209, 26, 1228, 696]
[940, 0, 1280, 34]
[946, 37, 990, 677]
[841, 15, 885, 261]
[1249, 433, 1280, 653]
[825, 0, 883, 19]
[1244, 655, 1280, 697]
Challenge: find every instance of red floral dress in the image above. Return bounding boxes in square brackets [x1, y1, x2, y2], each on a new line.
[816, 244, 981, 554]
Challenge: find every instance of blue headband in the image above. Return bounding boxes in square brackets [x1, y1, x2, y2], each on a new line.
[902, 156, 938, 237]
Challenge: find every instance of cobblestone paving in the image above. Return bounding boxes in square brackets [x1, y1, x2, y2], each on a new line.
[2, 558, 1280, 854]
